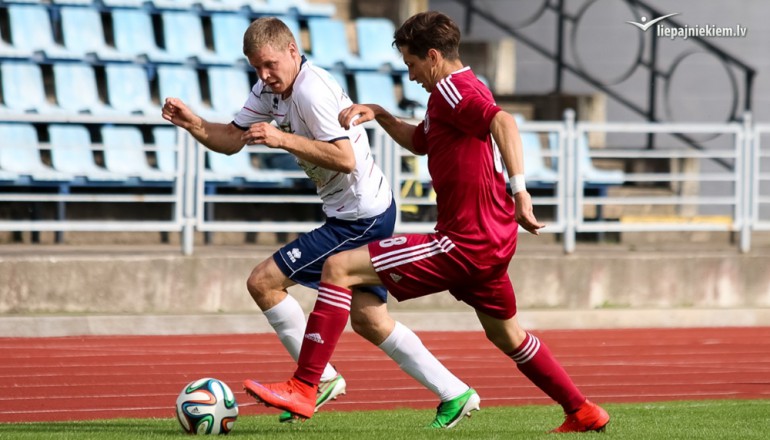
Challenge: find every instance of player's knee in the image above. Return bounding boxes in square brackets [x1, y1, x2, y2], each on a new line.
[321, 252, 349, 283]
[246, 267, 270, 300]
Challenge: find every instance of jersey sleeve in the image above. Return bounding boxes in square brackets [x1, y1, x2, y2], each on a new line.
[411, 121, 428, 155]
[437, 77, 501, 139]
[232, 83, 273, 129]
[294, 81, 349, 142]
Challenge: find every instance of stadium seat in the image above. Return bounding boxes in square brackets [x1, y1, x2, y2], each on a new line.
[355, 18, 405, 72]
[210, 13, 252, 64]
[515, 115, 559, 187]
[548, 132, 625, 186]
[265, 0, 335, 18]
[6, 4, 79, 60]
[307, 18, 367, 70]
[101, 126, 174, 182]
[400, 73, 429, 119]
[353, 72, 409, 117]
[207, 66, 251, 118]
[111, 8, 181, 63]
[59, 6, 133, 62]
[0, 61, 65, 114]
[0, 123, 71, 181]
[104, 64, 160, 116]
[161, 11, 227, 65]
[48, 124, 126, 182]
[157, 65, 220, 121]
[151, 0, 200, 10]
[152, 127, 179, 174]
[53, 63, 120, 115]
[205, 148, 289, 186]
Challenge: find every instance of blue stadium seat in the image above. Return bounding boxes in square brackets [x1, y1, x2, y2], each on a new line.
[6, 4, 80, 60]
[355, 18, 405, 72]
[353, 72, 409, 117]
[401, 73, 429, 118]
[210, 13, 252, 64]
[266, 0, 335, 18]
[101, 126, 174, 182]
[152, 127, 179, 174]
[151, 0, 200, 10]
[59, 6, 133, 62]
[1, 61, 65, 114]
[515, 115, 559, 188]
[207, 66, 251, 118]
[548, 132, 625, 186]
[111, 8, 180, 63]
[307, 18, 367, 70]
[157, 65, 219, 120]
[0, 123, 71, 181]
[161, 11, 227, 65]
[48, 124, 126, 182]
[104, 64, 160, 116]
[53, 63, 120, 115]
[102, 0, 149, 8]
[206, 148, 289, 186]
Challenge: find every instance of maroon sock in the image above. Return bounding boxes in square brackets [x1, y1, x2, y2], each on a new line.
[294, 283, 352, 385]
[507, 332, 586, 413]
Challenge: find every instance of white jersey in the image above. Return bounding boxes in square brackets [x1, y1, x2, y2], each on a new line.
[233, 58, 391, 220]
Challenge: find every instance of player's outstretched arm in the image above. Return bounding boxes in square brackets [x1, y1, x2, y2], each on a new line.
[339, 104, 420, 155]
[490, 111, 545, 235]
[162, 97, 244, 155]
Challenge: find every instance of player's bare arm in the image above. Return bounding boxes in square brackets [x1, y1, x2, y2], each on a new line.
[242, 122, 355, 173]
[490, 111, 545, 235]
[339, 104, 420, 155]
[162, 97, 244, 155]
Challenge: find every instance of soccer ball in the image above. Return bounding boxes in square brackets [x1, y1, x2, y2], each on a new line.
[175, 378, 238, 435]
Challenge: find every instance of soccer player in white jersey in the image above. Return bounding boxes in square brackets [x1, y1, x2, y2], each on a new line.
[161, 17, 478, 427]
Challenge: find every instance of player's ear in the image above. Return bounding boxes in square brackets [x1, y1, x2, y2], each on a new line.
[427, 48, 441, 66]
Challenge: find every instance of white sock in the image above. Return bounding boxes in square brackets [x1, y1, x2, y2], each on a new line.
[262, 295, 338, 381]
[378, 321, 469, 401]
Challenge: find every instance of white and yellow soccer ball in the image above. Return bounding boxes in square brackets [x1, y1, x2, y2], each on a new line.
[175, 378, 238, 435]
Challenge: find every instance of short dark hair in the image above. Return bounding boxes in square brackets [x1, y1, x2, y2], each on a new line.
[393, 11, 460, 60]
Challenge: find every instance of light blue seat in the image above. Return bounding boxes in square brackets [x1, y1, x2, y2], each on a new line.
[0, 61, 64, 114]
[59, 6, 133, 62]
[356, 18, 405, 71]
[401, 73, 429, 118]
[0, 123, 70, 181]
[101, 126, 174, 182]
[266, 0, 334, 17]
[157, 65, 218, 120]
[307, 18, 367, 70]
[104, 64, 159, 116]
[208, 66, 251, 118]
[53, 63, 120, 115]
[205, 149, 288, 185]
[152, 127, 179, 174]
[111, 9, 180, 63]
[48, 125, 126, 181]
[353, 72, 409, 117]
[151, 0, 199, 10]
[210, 13, 252, 64]
[161, 11, 227, 65]
[7, 4, 79, 60]
[548, 132, 625, 186]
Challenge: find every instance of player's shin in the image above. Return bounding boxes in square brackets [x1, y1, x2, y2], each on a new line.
[294, 283, 352, 384]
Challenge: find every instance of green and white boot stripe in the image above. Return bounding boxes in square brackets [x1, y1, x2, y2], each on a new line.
[430, 388, 481, 429]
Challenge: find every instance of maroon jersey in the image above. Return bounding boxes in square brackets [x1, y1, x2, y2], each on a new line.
[411, 67, 517, 266]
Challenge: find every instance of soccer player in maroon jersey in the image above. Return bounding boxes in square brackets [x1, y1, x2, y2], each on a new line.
[244, 11, 610, 433]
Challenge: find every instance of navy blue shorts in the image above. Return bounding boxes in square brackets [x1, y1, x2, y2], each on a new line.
[273, 201, 396, 302]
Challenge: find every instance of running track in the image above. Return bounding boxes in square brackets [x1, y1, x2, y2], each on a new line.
[1, 327, 769, 423]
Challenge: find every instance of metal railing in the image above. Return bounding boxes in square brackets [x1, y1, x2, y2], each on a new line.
[1, 112, 766, 254]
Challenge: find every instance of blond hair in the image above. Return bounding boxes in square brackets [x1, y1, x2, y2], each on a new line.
[243, 17, 297, 57]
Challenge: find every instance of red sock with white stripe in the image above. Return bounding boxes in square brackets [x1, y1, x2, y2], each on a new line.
[294, 282, 352, 385]
[508, 332, 586, 413]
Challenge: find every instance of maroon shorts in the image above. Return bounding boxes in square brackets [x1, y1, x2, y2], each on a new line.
[367, 232, 517, 320]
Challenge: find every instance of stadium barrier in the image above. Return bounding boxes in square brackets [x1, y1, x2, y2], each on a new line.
[0, 111, 764, 254]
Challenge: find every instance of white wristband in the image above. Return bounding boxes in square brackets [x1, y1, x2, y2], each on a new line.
[510, 174, 526, 194]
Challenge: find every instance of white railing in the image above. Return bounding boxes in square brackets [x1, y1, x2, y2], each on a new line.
[1, 112, 765, 254]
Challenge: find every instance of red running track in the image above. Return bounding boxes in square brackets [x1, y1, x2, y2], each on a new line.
[1, 327, 769, 423]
